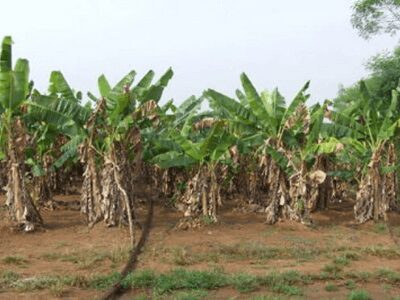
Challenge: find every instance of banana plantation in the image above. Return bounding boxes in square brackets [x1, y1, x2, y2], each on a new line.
[1, 35, 399, 239]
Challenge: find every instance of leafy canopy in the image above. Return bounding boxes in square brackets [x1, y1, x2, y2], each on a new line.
[336, 45, 400, 113]
[351, 0, 400, 39]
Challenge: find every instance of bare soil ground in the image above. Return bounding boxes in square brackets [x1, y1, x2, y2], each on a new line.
[1, 195, 400, 299]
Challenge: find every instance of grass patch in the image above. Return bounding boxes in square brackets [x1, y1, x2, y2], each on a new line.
[122, 268, 306, 296]
[89, 272, 121, 290]
[251, 297, 284, 300]
[201, 215, 215, 225]
[272, 284, 302, 296]
[9, 275, 86, 292]
[345, 279, 357, 290]
[347, 289, 371, 300]
[362, 245, 400, 259]
[159, 242, 324, 266]
[342, 251, 360, 261]
[325, 282, 339, 292]
[49, 281, 66, 297]
[376, 268, 400, 283]
[322, 263, 343, 274]
[154, 269, 227, 294]
[0, 271, 20, 285]
[230, 273, 259, 293]
[170, 247, 196, 266]
[2, 267, 399, 296]
[171, 289, 209, 300]
[122, 270, 156, 289]
[333, 255, 351, 266]
[260, 270, 305, 296]
[158, 243, 400, 269]
[346, 271, 371, 281]
[373, 223, 388, 234]
[1, 255, 28, 266]
[40, 246, 130, 270]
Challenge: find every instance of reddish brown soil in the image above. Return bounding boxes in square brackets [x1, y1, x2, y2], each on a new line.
[1, 195, 400, 299]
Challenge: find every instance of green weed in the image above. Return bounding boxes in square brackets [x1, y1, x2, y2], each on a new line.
[325, 282, 339, 292]
[347, 289, 371, 300]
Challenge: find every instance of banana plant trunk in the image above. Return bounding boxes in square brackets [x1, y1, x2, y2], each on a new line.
[386, 143, 398, 211]
[178, 164, 220, 228]
[354, 144, 393, 223]
[263, 155, 326, 225]
[81, 145, 102, 227]
[102, 143, 136, 245]
[0, 160, 7, 192]
[264, 158, 288, 224]
[5, 119, 43, 231]
[81, 98, 104, 227]
[35, 176, 52, 208]
[35, 155, 54, 209]
[315, 155, 331, 210]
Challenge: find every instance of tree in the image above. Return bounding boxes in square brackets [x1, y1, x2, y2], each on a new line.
[366, 46, 400, 99]
[336, 46, 400, 115]
[351, 0, 400, 39]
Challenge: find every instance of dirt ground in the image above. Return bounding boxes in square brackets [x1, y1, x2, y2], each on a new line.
[1, 195, 400, 299]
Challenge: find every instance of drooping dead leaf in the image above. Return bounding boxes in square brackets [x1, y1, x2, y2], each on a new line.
[308, 170, 326, 185]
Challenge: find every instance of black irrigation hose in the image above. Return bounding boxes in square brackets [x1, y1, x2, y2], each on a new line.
[101, 197, 154, 300]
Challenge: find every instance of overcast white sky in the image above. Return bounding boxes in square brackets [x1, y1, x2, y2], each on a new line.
[0, 0, 398, 104]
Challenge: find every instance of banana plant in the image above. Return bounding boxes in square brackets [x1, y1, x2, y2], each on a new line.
[205, 73, 331, 224]
[25, 71, 90, 207]
[152, 117, 235, 227]
[141, 95, 204, 198]
[81, 68, 173, 245]
[0, 36, 42, 231]
[281, 101, 341, 224]
[331, 81, 400, 223]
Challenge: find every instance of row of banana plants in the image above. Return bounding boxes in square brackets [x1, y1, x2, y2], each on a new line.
[1, 36, 399, 235]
